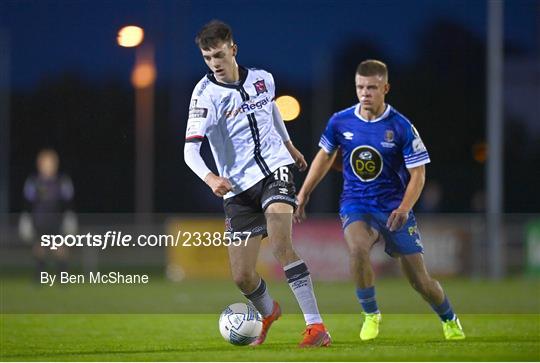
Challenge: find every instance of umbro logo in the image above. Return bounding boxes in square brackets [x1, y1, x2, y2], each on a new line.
[343, 132, 354, 140]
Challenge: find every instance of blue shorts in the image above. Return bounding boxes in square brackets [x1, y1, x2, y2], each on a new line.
[339, 205, 424, 257]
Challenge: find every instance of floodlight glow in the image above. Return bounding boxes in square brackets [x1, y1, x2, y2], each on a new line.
[275, 95, 301, 121]
[117, 26, 144, 47]
[473, 142, 487, 163]
[131, 62, 156, 89]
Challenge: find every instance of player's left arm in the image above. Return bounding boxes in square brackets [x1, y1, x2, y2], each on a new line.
[386, 165, 425, 231]
[387, 120, 430, 232]
[271, 102, 307, 171]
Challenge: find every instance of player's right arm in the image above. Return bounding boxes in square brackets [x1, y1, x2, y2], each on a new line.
[183, 86, 232, 198]
[294, 116, 339, 222]
[184, 142, 232, 197]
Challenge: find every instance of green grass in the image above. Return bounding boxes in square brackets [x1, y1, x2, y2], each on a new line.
[1, 277, 539, 361]
[1, 314, 539, 361]
[2, 277, 539, 314]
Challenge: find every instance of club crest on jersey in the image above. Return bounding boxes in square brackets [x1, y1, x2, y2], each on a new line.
[253, 79, 267, 95]
[381, 129, 396, 148]
[385, 130, 394, 142]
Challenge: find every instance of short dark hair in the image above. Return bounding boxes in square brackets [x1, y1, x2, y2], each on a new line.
[356, 60, 388, 81]
[195, 20, 234, 50]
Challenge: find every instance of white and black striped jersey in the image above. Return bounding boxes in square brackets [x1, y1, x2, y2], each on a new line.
[185, 66, 294, 199]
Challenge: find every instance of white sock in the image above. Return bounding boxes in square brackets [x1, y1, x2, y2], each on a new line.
[244, 278, 274, 317]
[283, 259, 323, 325]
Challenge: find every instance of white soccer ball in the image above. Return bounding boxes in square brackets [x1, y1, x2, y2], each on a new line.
[219, 303, 262, 345]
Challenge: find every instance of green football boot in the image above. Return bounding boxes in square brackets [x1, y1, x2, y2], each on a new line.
[360, 312, 381, 341]
[442, 316, 466, 340]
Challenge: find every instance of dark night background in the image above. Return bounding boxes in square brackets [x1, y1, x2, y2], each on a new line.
[1, 0, 539, 214]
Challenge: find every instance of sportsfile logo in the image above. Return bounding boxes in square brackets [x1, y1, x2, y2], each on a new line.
[224, 97, 270, 118]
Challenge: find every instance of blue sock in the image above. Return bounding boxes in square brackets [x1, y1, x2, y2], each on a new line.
[431, 296, 455, 322]
[356, 286, 379, 314]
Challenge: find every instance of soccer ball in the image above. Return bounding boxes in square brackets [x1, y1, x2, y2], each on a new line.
[219, 303, 262, 345]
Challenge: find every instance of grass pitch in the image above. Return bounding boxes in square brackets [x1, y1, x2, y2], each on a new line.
[1, 277, 539, 361]
[1, 314, 538, 361]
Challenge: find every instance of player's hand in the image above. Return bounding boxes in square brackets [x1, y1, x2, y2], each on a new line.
[293, 193, 309, 223]
[386, 208, 409, 232]
[285, 143, 308, 171]
[292, 151, 308, 172]
[204, 173, 233, 198]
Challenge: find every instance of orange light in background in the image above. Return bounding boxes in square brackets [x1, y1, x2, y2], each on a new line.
[473, 142, 487, 163]
[117, 26, 144, 47]
[131, 62, 156, 89]
[275, 95, 301, 121]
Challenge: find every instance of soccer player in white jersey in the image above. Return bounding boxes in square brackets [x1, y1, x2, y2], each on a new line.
[295, 60, 465, 341]
[183, 20, 331, 347]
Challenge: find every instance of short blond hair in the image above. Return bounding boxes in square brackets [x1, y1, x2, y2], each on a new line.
[356, 59, 388, 81]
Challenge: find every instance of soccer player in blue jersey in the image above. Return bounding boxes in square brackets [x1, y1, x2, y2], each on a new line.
[295, 60, 465, 341]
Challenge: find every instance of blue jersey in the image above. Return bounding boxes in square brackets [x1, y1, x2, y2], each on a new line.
[319, 103, 430, 212]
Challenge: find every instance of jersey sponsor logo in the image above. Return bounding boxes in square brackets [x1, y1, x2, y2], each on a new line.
[381, 141, 395, 148]
[359, 151, 372, 160]
[188, 99, 208, 119]
[343, 132, 354, 140]
[350, 145, 383, 182]
[224, 96, 270, 118]
[253, 79, 267, 95]
[189, 108, 208, 119]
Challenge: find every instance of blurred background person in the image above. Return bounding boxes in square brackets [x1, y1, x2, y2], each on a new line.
[18, 149, 77, 282]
